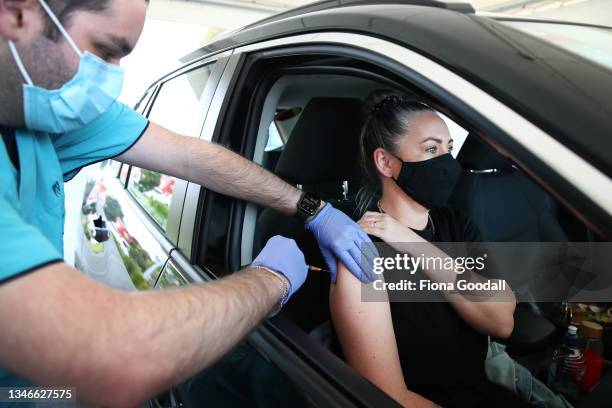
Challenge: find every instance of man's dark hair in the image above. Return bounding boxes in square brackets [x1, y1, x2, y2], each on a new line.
[43, 0, 149, 41]
[43, 0, 111, 41]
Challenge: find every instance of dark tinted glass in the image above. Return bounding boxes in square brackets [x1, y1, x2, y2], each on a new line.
[198, 191, 232, 276]
[155, 262, 313, 408]
[175, 341, 313, 408]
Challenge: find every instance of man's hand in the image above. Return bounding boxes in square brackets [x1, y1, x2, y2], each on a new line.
[306, 203, 377, 284]
[251, 235, 308, 302]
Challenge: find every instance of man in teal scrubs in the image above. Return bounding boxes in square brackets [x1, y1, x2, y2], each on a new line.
[0, 0, 375, 406]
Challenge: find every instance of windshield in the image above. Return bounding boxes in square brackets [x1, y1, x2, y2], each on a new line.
[501, 21, 612, 71]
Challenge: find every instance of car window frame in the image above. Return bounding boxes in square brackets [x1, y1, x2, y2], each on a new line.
[176, 51, 238, 262]
[179, 32, 612, 407]
[232, 33, 612, 238]
[124, 55, 230, 245]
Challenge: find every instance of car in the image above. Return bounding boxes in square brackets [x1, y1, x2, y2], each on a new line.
[75, 0, 612, 406]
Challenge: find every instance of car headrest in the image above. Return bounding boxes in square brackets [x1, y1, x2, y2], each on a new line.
[275, 97, 365, 184]
[458, 134, 513, 170]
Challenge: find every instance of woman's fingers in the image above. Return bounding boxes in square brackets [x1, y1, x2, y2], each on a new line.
[358, 219, 385, 236]
[359, 213, 386, 226]
[360, 211, 385, 220]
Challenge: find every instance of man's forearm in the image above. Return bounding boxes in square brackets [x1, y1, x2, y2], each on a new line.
[0, 263, 284, 407]
[130, 266, 284, 390]
[186, 137, 302, 215]
[118, 124, 304, 216]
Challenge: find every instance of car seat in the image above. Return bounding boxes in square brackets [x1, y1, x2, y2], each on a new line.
[449, 136, 562, 362]
[254, 97, 366, 332]
[450, 135, 567, 243]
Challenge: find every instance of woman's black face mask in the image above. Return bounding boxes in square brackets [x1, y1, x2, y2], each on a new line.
[393, 153, 462, 209]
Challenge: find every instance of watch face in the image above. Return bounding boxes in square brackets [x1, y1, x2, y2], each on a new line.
[300, 194, 320, 215]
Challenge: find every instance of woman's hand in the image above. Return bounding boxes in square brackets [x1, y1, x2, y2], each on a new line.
[358, 211, 421, 243]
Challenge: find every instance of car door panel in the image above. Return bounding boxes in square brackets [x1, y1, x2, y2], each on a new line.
[154, 252, 358, 408]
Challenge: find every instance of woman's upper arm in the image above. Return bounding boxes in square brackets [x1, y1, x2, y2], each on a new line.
[329, 260, 407, 394]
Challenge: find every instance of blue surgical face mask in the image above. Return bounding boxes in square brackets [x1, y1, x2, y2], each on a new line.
[8, 0, 125, 134]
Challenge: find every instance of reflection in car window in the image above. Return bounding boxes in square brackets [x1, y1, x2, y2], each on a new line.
[157, 261, 188, 288]
[108, 159, 121, 177]
[78, 163, 166, 291]
[129, 63, 216, 231]
[119, 163, 129, 185]
[128, 168, 176, 230]
[502, 21, 612, 71]
[148, 64, 215, 134]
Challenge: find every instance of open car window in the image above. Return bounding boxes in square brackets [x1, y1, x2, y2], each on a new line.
[243, 65, 607, 407]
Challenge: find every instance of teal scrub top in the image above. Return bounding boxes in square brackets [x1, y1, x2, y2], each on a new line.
[0, 101, 149, 396]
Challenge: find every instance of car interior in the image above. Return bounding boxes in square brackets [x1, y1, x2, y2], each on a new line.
[232, 68, 611, 406]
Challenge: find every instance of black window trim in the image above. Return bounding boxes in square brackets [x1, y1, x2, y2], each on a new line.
[175, 53, 240, 262]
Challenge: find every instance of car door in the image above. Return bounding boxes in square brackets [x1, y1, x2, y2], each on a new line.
[156, 47, 404, 407]
[74, 85, 172, 291]
[75, 51, 227, 292]
[140, 52, 316, 408]
[149, 49, 395, 407]
[175, 31, 612, 407]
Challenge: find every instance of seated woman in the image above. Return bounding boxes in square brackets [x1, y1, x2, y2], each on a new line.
[330, 91, 522, 408]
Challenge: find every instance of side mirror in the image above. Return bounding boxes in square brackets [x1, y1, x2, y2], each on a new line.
[91, 215, 109, 243]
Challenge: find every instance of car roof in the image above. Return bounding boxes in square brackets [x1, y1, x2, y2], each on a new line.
[179, 2, 612, 178]
[240, 0, 475, 30]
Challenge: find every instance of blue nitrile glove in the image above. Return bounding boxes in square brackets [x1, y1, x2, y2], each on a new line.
[305, 203, 377, 283]
[251, 235, 308, 303]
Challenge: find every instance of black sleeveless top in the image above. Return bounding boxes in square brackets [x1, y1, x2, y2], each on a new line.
[370, 206, 495, 408]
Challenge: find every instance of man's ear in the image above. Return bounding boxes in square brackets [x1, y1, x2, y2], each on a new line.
[0, 0, 40, 41]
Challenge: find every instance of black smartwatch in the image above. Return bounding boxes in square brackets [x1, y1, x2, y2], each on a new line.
[295, 192, 322, 222]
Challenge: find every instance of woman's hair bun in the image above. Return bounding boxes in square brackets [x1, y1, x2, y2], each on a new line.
[362, 89, 404, 115]
[363, 89, 431, 118]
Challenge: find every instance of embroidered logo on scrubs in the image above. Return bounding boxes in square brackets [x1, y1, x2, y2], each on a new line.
[52, 181, 62, 197]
